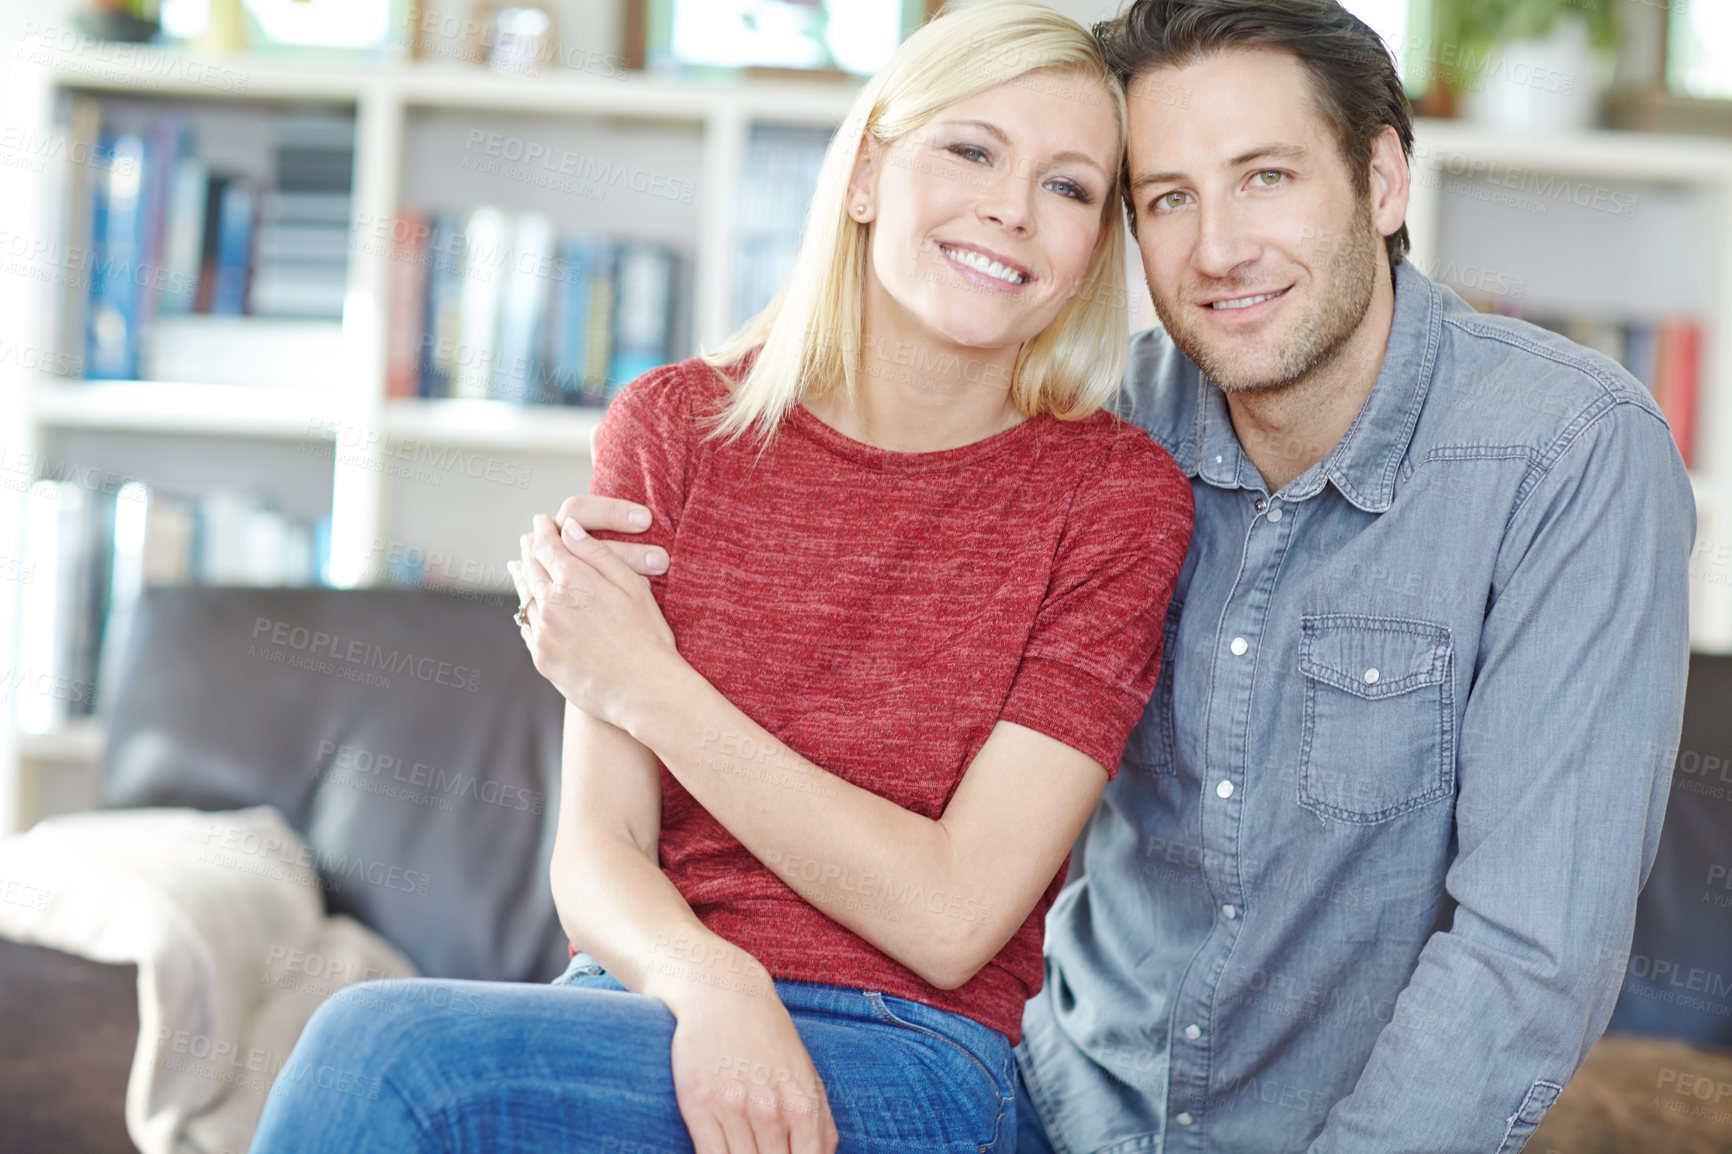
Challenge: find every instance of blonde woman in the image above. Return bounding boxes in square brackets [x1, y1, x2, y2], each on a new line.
[252, 4, 1191, 1152]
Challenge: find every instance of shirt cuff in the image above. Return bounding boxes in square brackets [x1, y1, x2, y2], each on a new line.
[999, 655, 1148, 779]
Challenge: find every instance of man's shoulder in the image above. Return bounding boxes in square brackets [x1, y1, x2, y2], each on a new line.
[1419, 295, 1669, 460]
[1117, 327, 1202, 470]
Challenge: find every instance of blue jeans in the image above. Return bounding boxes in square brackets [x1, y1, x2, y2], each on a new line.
[249, 955, 1016, 1152]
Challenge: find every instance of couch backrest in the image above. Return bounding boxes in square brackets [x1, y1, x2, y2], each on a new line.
[1609, 651, 1732, 1046]
[100, 586, 569, 983]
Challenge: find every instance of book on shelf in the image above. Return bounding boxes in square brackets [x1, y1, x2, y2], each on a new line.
[62, 101, 356, 383]
[1455, 293, 1702, 469]
[452, 206, 509, 400]
[733, 125, 829, 329]
[248, 116, 355, 320]
[609, 242, 675, 404]
[386, 209, 430, 399]
[12, 479, 325, 732]
[391, 203, 679, 408]
[86, 133, 151, 380]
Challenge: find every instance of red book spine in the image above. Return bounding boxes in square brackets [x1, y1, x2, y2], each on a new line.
[385, 208, 429, 400]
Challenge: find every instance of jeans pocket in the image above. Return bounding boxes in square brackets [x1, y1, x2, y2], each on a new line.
[862, 992, 1014, 1149]
[1297, 614, 1456, 823]
[550, 952, 606, 987]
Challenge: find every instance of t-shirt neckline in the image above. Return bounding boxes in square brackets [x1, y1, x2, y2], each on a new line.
[785, 401, 1047, 473]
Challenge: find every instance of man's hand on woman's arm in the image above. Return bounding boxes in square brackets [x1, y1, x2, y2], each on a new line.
[522, 516, 1109, 993]
[557, 494, 668, 576]
[551, 701, 837, 1154]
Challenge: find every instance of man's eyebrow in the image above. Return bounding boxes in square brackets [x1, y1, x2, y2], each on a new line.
[943, 118, 1111, 177]
[1130, 143, 1313, 193]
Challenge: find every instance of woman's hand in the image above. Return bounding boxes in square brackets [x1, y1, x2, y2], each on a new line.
[509, 513, 679, 726]
[555, 494, 668, 577]
[664, 982, 839, 1154]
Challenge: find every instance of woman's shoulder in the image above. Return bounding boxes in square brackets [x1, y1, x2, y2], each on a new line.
[1039, 408, 1191, 498]
[611, 356, 736, 418]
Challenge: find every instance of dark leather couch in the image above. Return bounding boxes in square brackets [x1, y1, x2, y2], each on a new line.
[0, 586, 568, 1153]
[0, 588, 1727, 1152]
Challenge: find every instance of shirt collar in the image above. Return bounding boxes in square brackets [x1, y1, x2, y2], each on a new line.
[1189, 259, 1442, 511]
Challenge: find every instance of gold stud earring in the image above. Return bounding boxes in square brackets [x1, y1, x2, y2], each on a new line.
[853, 204, 868, 216]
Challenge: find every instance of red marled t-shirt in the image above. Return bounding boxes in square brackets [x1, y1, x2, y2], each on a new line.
[583, 356, 1192, 1042]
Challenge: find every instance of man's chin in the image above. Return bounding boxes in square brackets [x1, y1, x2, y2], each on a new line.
[1172, 334, 1292, 394]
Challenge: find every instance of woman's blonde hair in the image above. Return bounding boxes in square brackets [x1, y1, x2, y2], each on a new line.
[703, 0, 1130, 446]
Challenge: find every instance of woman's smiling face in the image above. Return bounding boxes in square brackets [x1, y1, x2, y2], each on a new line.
[854, 70, 1121, 356]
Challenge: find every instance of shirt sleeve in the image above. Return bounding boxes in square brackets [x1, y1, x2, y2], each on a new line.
[585, 362, 703, 602]
[1311, 401, 1694, 1153]
[999, 422, 1194, 776]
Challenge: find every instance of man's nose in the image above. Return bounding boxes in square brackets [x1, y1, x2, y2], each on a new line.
[1191, 197, 1260, 280]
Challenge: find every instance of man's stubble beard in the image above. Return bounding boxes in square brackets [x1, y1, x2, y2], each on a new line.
[1147, 198, 1379, 397]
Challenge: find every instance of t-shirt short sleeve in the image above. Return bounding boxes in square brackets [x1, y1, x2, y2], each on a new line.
[585, 362, 707, 599]
[998, 424, 1193, 776]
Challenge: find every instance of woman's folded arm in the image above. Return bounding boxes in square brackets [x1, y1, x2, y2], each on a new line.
[549, 701, 771, 1007]
[618, 670, 1107, 991]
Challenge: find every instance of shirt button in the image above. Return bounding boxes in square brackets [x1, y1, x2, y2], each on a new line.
[1266, 506, 1283, 522]
[1230, 636, 1249, 656]
[1364, 667, 1380, 685]
[1184, 1024, 1202, 1040]
[1216, 779, 1234, 799]
[1222, 904, 1238, 919]
[1253, 498, 1267, 513]
[1176, 1112, 1195, 1126]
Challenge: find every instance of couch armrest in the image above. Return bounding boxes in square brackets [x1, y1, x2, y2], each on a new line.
[0, 937, 139, 1153]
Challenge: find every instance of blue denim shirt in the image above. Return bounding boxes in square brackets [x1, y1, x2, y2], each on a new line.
[1018, 261, 1695, 1154]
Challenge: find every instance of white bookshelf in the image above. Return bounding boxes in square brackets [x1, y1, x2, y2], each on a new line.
[3, 42, 1731, 833]
[1405, 120, 1732, 651]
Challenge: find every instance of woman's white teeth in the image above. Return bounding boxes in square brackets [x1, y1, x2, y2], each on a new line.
[1210, 291, 1283, 310]
[943, 246, 1028, 284]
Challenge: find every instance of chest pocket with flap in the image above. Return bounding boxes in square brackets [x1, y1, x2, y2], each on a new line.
[1297, 614, 1456, 823]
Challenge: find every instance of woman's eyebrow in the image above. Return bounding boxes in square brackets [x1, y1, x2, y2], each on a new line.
[944, 117, 1110, 177]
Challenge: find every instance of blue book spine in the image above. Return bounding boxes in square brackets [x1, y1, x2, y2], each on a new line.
[548, 237, 594, 403]
[86, 134, 149, 380]
[607, 242, 674, 401]
[209, 180, 255, 315]
[419, 212, 465, 399]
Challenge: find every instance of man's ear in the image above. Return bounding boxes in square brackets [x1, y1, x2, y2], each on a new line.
[848, 136, 880, 223]
[1367, 125, 1409, 242]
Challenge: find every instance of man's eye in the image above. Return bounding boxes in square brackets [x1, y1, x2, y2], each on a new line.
[1254, 170, 1284, 187]
[1155, 190, 1191, 211]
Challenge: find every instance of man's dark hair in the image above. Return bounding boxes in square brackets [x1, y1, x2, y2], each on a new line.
[1096, 0, 1414, 267]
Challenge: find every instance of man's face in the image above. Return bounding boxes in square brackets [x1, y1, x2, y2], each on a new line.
[1124, 48, 1384, 394]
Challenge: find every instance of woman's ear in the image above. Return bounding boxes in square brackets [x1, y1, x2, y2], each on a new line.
[848, 137, 879, 223]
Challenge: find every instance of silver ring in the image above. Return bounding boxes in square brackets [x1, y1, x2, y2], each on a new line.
[513, 601, 532, 628]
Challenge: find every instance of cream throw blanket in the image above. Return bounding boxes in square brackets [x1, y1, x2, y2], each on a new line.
[0, 805, 417, 1154]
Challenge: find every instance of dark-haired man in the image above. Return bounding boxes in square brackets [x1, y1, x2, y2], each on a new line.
[1008, 2, 1694, 1152]
[560, 1, 1694, 1150]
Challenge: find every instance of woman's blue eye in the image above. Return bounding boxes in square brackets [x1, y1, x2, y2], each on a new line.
[949, 144, 990, 163]
[1047, 179, 1092, 204]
